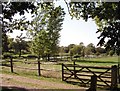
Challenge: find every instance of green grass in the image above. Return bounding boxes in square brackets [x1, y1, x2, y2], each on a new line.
[1, 56, 120, 90]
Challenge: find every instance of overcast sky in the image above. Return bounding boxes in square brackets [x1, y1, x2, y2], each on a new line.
[8, 1, 100, 47]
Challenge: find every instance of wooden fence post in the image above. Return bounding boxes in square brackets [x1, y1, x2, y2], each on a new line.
[88, 75, 97, 91]
[111, 65, 117, 89]
[118, 64, 120, 83]
[62, 63, 64, 81]
[10, 57, 13, 73]
[73, 61, 76, 78]
[38, 60, 41, 76]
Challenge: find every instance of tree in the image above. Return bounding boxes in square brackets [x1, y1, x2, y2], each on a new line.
[85, 43, 96, 55]
[79, 42, 85, 57]
[31, 30, 47, 58]
[95, 47, 106, 55]
[2, 33, 9, 52]
[44, 6, 65, 61]
[30, 3, 65, 61]
[68, 44, 75, 51]
[64, 1, 120, 55]
[109, 50, 115, 56]
[1, 2, 36, 54]
[2, 1, 120, 56]
[14, 33, 27, 57]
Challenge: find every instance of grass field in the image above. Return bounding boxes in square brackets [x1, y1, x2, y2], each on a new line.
[1, 56, 119, 90]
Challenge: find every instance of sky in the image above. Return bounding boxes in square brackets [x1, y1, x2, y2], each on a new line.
[8, 1, 100, 47]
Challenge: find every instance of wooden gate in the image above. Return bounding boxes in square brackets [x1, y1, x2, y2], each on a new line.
[62, 63, 118, 89]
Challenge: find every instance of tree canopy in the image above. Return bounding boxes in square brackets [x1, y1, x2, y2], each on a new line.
[65, 1, 120, 55]
[29, 3, 65, 59]
[1, 1, 120, 56]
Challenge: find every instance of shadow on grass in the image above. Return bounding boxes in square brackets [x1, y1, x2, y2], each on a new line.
[1, 86, 27, 91]
[1, 86, 87, 91]
[65, 81, 120, 91]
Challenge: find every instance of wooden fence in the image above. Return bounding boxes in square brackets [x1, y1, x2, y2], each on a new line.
[62, 63, 118, 90]
[1, 57, 62, 78]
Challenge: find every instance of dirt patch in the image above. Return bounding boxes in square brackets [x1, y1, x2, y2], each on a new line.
[0, 73, 87, 90]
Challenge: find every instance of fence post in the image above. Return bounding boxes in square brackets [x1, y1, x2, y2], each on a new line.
[38, 60, 41, 76]
[62, 63, 64, 81]
[111, 65, 117, 89]
[118, 64, 120, 83]
[88, 75, 97, 91]
[73, 61, 76, 78]
[10, 57, 13, 73]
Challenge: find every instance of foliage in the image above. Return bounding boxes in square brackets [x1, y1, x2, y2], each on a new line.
[31, 30, 47, 58]
[2, 2, 37, 54]
[65, 1, 120, 55]
[85, 43, 96, 55]
[109, 50, 115, 56]
[58, 43, 110, 57]
[14, 33, 28, 57]
[2, 33, 9, 52]
[95, 47, 106, 55]
[30, 3, 65, 59]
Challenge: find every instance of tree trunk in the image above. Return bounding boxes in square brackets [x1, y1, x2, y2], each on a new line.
[38, 56, 41, 76]
[19, 49, 21, 57]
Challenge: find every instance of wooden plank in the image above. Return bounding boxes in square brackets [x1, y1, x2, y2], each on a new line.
[63, 69, 111, 74]
[64, 64, 111, 69]
[62, 63, 64, 81]
[97, 83, 111, 87]
[10, 57, 13, 73]
[97, 76, 111, 87]
[76, 73, 111, 78]
[78, 70, 111, 75]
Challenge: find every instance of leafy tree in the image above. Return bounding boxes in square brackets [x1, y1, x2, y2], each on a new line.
[44, 6, 65, 61]
[14, 33, 27, 57]
[109, 50, 115, 56]
[69, 48, 74, 61]
[2, 33, 9, 52]
[85, 43, 96, 55]
[30, 3, 65, 61]
[64, 47, 69, 53]
[68, 44, 75, 51]
[95, 47, 106, 55]
[31, 30, 47, 59]
[65, 1, 120, 55]
[79, 42, 85, 57]
[1, 2, 36, 54]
